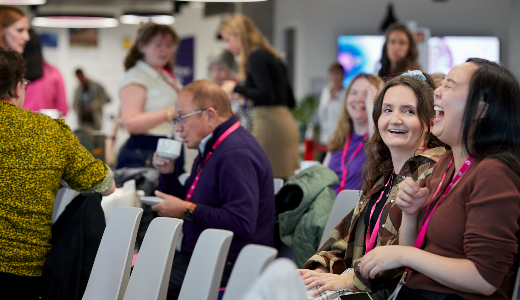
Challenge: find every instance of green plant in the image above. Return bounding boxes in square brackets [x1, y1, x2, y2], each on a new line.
[291, 94, 319, 125]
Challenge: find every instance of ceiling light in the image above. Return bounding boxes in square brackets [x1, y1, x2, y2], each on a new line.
[32, 15, 119, 28]
[0, 0, 46, 4]
[177, 0, 265, 2]
[120, 12, 175, 25]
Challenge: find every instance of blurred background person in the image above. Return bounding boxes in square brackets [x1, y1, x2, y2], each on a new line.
[0, 6, 29, 54]
[117, 22, 184, 173]
[323, 74, 383, 193]
[207, 48, 253, 132]
[73, 68, 111, 130]
[23, 29, 68, 117]
[378, 23, 420, 81]
[220, 13, 299, 180]
[313, 62, 347, 159]
[0, 48, 115, 299]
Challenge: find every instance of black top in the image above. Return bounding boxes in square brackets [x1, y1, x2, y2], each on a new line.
[234, 49, 296, 108]
[363, 173, 397, 251]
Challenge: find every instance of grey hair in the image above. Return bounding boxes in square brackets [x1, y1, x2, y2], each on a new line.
[207, 49, 238, 75]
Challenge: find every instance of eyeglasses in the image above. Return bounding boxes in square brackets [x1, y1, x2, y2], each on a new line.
[22, 79, 30, 90]
[172, 109, 208, 127]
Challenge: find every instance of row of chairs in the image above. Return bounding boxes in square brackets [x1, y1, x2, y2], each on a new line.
[82, 207, 278, 300]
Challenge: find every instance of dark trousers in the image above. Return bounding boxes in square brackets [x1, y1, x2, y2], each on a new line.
[0, 272, 43, 300]
[167, 251, 232, 300]
[395, 285, 465, 300]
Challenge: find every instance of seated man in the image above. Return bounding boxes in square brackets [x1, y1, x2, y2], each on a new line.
[151, 80, 275, 300]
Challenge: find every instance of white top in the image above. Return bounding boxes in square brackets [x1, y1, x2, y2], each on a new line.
[317, 85, 346, 145]
[119, 60, 182, 136]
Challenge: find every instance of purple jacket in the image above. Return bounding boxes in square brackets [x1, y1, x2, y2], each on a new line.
[158, 116, 275, 264]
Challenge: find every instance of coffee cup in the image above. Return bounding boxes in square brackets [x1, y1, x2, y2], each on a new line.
[300, 160, 320, 171]
[156, 138, 182, 160]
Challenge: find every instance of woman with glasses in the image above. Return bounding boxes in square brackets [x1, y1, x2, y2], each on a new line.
[0, 48, 115, 299]
[117, 22, 184, 172]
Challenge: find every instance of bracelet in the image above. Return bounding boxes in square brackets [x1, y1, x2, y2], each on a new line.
[165, 107, 174, 121]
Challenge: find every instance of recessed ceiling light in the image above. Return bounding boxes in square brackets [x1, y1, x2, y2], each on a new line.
[120, 12, 175, 25]
[0, 0, 46, 4]
[32, 15, 119, 28]
[177, 0, 265, 2]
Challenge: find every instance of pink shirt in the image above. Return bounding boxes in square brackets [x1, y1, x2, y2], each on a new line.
[23, 61, 68, 117]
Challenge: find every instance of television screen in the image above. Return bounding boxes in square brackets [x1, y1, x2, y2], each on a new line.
[427, 36, 500, 74]
[337, 35, 385, 87]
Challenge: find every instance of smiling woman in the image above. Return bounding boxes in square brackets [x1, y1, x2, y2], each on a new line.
[0, 6, 30, 54]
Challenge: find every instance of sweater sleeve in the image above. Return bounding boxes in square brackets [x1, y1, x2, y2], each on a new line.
[233, 51, 277, 105]
[463, 160, 520, 288]
[191, 149, 262, 239]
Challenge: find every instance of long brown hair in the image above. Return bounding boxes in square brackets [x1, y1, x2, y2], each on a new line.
[124, 22, 180, 71]
[327, 74, 384, 152]
[361, 72, 444, 196]
[0, 6, 25, 50]
[378, 23, 420, 80]
[220, 13, 279, 80]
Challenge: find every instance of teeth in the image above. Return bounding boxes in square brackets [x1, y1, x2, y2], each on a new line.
[352, 105, 365, 110]
[389, 130, 407, 133]
[434, 106, 444, 111]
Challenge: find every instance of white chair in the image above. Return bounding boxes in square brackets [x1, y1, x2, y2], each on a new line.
[511, 265, 520, 299]
[274, 178, 284, 194]
[178, 229, 234, 300]
[222, 245, 278, 300]
[82, 207, 143, 300]
[123, 218, 184, 300]
[319, 189, 360, 248]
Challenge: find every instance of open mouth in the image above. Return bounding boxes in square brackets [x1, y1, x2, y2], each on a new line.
[388, 129, 408, 135]
[434, 105, 445, 121]
[351, 104, 365, 111]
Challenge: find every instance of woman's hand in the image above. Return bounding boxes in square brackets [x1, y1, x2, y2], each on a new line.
[221, 80, 237, 94]
[153, 152, 175, 174]
[395, 177, 430, 216]
[299, 269, 354, 296]
[360, 245, 408, 279]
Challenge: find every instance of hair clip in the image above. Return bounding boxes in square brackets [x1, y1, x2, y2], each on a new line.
[402, 70, 427, 81]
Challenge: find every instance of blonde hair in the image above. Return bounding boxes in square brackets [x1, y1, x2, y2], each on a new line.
[327, 74, 384, 152]
[220, 13, 279, 80]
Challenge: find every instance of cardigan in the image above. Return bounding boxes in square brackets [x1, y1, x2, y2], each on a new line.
[233, 50, 296, 108]
[158, 115, 275, 264]
[406, 150, 520, 300]
[303, 147, 445, 293]
[0, 101, 112, 277]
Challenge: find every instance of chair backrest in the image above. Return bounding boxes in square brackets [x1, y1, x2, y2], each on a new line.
[82, 207, 143, 300]
[178, 229, 234, 300]
[319, 189, 360, 248]
[222, 245, 278, 300]
[274, 178, 284, 195]
[511, 265, 520, 299]
[123, 218, 184, 300]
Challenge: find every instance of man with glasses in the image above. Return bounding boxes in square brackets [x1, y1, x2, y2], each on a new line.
[151, 80, 275, 300]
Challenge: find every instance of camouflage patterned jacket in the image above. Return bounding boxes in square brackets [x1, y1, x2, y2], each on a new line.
[302, 147, 445, 293]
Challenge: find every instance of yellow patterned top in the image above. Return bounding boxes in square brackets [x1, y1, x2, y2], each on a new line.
[0, 101, 112, 277]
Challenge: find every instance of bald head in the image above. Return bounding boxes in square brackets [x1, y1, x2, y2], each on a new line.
[181, 80, 233, 118]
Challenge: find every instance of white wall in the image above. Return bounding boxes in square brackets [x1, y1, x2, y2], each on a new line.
[273, 0, 515, 100]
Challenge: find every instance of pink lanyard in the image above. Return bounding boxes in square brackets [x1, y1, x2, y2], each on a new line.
[162, 68, 181, 94]
[365, 173, 393, 254]
[338, 133, 367, 193]
[364, 147, 429, 254]
[185, 121, 241, 202]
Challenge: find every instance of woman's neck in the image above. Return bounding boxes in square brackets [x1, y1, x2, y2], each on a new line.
[390, 143, 427, 174]
[352, 120, 368, 136]
[450, 143, 470, 172]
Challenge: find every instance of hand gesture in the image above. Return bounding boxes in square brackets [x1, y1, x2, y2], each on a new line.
[153, 152, 175, 174]
[395, 177, 430, 216]
[360, 246, 406, 279]
[151, 190, 189, 218]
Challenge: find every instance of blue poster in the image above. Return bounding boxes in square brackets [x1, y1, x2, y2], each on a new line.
[175, 37, 194, 86]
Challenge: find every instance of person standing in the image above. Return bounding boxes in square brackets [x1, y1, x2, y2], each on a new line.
[73, 69, 110, 130]
[378, 23, 420, 81]
[220, 14, 299, 180]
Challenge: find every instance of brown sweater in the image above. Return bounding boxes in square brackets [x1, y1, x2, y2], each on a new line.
[406, 150, 520, 300]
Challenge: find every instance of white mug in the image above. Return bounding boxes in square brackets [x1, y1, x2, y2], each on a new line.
[156, 138, 182, 160]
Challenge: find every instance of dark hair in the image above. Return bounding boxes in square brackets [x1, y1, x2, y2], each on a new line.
[328, 62, 345, 75]
[124, 22, 180, 71]
[75, 69, 84, 76]
[361, 71, 444, 196]
[463, 58, 520, 175]
[378, 23, 420, 80]
[0, 48, 27, 99]
[182, 80, 234, 118]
